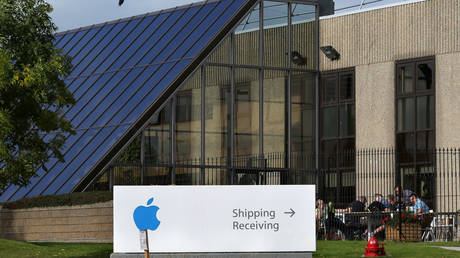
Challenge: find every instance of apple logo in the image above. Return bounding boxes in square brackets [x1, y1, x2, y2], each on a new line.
[133, 197, 160, 231]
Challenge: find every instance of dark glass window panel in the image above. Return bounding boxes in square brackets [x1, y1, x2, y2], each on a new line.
[169, 2, 220, 60]
[70, 72, 107, 101]
[67, 28, 100, 59]
[235, 69, 259, 158]
[56, 125, 130, 194]
[69, 24, 115, 77]
[416, 131, 434, 163]
[123, 60, 191, 125]
[291, 3, 315, 24]
[41, 126, 115, 195]
[64, 73, 113, 123]
[94, 18, 144, 74]
[79, 68, 143, 129]
[339, 73, 354, 100]
[417, 165, 435, 207]
[175, 71, 201, 162]
[61, 30, 86, 54]
[107, 14, 161, 70]
[138, 6, 201, 66]
[339, 104, 355, 137]
[81, 20, 139, 76]
[397, 97, 415, 132]
[152, 5, 215, 63]
[417, 63, 433, 91]
[20, 129, 87, 198]
[397, 65, 413, 95]
[74, 22, 127, 77]
[416, 131, 434, 151]
[263, 70, 286, 156]
[123, 10, 186, 68]
[184, 0, 245, 59]
[205, 66, 231, 161]
[53, 34, 64, 46]
[416, 95, 434, 130]
[322, 76, 336, 104]
[339, 139, 355, 167]
[400, 166, 416, 194]
[291, 72, 315, 161]
[0, 185, 19, 201]
[65, 77, 86, 96]
[396, 133, 415, 164]
[73, 70, 128, 128]
[89, 65, 159, 128]
[55, 32, 76, 49]
[320, 140, 337, 168]
[322, 106, 338, 138]
[145, 103, 171, 164]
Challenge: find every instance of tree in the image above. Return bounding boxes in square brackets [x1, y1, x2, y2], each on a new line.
[0, 0, 75, 193]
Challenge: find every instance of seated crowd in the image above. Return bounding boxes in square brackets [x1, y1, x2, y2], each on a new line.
[316, 186, 430, 240]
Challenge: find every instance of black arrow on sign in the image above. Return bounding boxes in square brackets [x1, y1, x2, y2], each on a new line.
[284, 208, 295, 217]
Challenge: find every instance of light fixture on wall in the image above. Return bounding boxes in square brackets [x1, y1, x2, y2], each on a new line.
[291, 51, 306, 65]
[320, 45, 340, 61]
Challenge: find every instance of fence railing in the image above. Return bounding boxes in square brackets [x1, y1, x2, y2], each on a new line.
[88, 148, 459, 238]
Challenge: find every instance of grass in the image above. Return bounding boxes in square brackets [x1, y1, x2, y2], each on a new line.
[1, 238, 460, 257]
[315, 240, 460, 257]
[0, 239, 112, 258]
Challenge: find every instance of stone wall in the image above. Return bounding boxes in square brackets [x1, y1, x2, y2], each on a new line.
[0, 201, 112, 243]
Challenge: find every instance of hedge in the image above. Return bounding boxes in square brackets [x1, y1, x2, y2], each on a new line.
[0, 191, 113, 210]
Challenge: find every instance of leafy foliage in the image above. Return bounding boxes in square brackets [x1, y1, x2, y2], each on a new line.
[382, 211, 431, 226]
[0, 0, 75, 192]
[1, 191, 112, 209]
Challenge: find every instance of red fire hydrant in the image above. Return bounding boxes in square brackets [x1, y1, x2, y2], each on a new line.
[363, 237, 386, 257]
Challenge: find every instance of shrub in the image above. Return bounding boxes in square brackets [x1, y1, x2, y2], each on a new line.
[0, 191, 112, 210]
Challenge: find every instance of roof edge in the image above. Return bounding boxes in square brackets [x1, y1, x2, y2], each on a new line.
[55, 0, 222, 36]
[320, 0, 425, 20]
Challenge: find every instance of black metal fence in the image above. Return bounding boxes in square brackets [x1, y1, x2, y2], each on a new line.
[87, 148, 459, 241]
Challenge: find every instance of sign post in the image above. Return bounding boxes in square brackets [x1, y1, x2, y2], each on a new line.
[114, 185, 316, 255]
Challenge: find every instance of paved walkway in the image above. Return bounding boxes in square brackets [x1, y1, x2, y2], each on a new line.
[437, 246, 460, 252]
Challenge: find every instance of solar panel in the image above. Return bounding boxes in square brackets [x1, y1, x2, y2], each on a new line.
[0, 0, 253, 202]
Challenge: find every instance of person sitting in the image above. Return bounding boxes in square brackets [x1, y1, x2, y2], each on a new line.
[349, 196, 367, 212]
[394, 185, 413, 209]
[345, 196, 367, 239]
[368, 194, 386, 213]
[410, 193, 429, 214]
[383, 194, 396, 211]
[366, 194, 387, 240]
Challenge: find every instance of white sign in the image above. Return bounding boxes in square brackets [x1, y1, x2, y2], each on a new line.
[113, 185, 316, 253]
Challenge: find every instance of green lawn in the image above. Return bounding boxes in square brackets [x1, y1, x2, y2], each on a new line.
[1, 238, 460, 257]
[315, 240, 460, 257]
[0, 239, 112, 258]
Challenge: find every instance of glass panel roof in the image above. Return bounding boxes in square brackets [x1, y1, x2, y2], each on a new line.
[0, 0, 251, 202]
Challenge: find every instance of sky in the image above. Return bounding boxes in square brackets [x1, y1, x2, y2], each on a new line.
[46, 0, 413, 32]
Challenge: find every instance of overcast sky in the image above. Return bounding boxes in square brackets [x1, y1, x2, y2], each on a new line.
[46, 0, 413, 32]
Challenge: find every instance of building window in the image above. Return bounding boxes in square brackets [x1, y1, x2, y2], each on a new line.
[320, 68, 355, 204]
[396, 57, 435, 206]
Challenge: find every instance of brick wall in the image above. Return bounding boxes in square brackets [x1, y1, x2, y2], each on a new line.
[0, 201, 112, 243]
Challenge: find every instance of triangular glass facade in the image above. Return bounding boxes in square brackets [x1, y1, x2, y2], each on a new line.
[1, 0, 257, 201]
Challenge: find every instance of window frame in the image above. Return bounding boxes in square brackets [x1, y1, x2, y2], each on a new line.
[319, 68, 355, 157]
[394, 56, 436, 207]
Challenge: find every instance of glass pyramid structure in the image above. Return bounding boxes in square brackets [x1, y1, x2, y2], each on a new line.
[1, 0, 259, 201]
